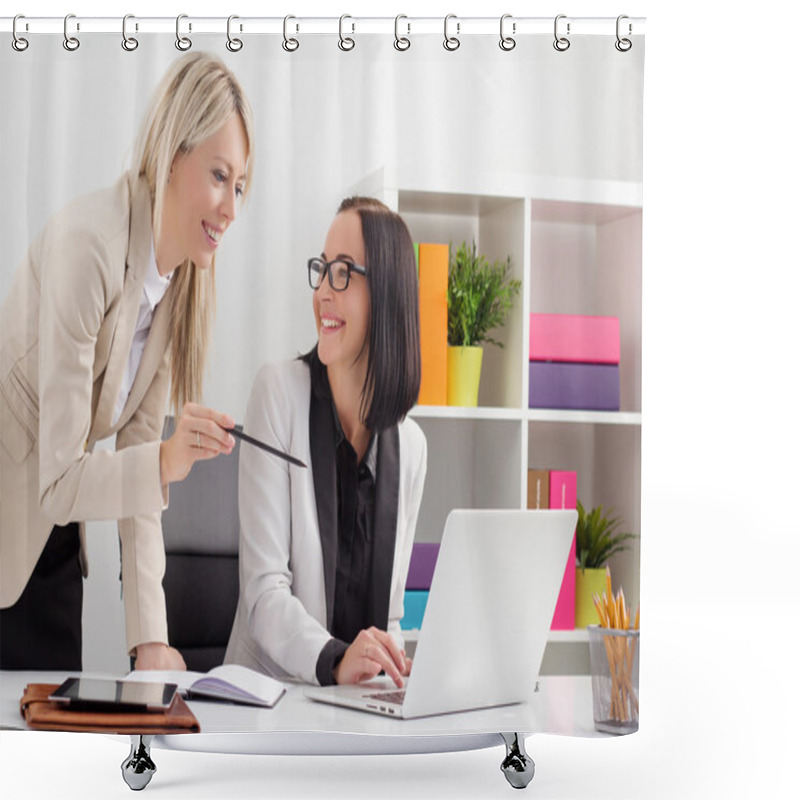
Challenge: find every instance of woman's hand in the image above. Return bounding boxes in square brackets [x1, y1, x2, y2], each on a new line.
[134, 642, 187, 671]
[159, 402, 236, 486]
[333, 627, 412, 688]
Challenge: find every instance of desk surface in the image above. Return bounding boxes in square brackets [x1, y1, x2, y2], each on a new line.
[2, 671, 603, 755]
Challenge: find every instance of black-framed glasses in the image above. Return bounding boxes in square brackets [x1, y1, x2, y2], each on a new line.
[307, 257, 366, 292]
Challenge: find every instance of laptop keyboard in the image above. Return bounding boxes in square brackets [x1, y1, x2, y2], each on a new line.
[366, 690, 406, 706]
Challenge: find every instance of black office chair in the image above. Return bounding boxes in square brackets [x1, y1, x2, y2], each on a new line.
[160, 419, 241, 672]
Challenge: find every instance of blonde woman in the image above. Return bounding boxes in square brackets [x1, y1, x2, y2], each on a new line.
[0, 53, 254, 671]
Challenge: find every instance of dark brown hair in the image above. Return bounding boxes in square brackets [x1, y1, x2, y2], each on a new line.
[308, 197, 421, 431]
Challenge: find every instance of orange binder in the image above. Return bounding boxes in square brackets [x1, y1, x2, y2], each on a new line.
[417, 243, 449, 405]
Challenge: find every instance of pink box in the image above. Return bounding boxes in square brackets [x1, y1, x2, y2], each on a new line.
[529, 314, 620, 364]
[549, 470, 577, 630]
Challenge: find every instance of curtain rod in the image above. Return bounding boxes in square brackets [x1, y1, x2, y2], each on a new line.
[1, 15, 646, 37]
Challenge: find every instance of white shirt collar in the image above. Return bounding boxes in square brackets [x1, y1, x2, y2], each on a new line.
[142, 240, 171, 312]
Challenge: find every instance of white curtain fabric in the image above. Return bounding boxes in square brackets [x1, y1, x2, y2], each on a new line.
[2, 34, 643, 414]
[1, 32, 644, 671]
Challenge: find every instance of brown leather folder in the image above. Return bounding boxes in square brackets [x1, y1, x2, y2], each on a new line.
[20, 683, 200, 734]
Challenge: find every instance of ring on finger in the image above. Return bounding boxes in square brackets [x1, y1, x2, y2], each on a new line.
[196, 431, 201, 448]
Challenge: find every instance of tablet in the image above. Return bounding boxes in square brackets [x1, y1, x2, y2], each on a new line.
[49, 677, 178, 712]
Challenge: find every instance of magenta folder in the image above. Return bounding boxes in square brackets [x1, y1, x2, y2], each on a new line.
[405, 543, 440, 590]
[529, 314, 620, 364]
[549, 470, 577, 630]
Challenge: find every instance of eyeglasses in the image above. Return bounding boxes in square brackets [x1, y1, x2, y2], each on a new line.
[307, 257, 366, 292]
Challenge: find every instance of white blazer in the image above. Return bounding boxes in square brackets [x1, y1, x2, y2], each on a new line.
[224, 359, 427, 685]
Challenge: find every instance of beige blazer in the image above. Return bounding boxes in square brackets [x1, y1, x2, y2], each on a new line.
[0, 171, 175, 653]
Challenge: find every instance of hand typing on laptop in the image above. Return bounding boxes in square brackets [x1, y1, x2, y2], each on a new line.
[332, 627, 412, 688]
[305, 509, 577, 719]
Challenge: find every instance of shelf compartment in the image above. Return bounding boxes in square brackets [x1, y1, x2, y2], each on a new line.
[399, 192, 527, 410]
[411, 416, 522, 544]
[527, 421, 640, 614]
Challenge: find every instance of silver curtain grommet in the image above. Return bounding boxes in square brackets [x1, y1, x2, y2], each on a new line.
[553, 14, 570, 52]
[499, 14, 516, 51]
[443, 14, 460, 51]
[12, 14, 29, 51]
[122, 14, 138, 51]
[394, 14, 410, 51]
[282, 15, 299, 52]
[338, 15, 355, 51]
[227, 15, 243, 52]
[63, 13, 80, 51]
[615, 15, 632, 52]
[175, 14, 192, 51]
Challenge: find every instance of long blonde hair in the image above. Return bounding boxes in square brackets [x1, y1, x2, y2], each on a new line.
[135, 52, 254, 413]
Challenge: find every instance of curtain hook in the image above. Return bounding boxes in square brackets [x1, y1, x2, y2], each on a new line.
[12, 14, 29, 52]
[175, 14, 192, 51]
[615, 15, 632, 52]
[553, 14, 570, 52]
[443, 14, 460, 51]
[338, 14, 355, 51]
[122, 14, 139, 52]
[63, 13, 80, 51]
[499, 14, 516, 51]
[226, 15, 243, 52]
[394, 14, 411, 51]
[282, 15, 299, 52]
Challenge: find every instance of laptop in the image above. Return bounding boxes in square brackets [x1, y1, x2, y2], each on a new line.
[304, 508, 577, 719]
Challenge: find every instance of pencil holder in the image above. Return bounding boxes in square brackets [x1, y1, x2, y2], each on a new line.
[587, 625, 639, 734]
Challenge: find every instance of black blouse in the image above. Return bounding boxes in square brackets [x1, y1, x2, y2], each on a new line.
[304, 351, 400, 685]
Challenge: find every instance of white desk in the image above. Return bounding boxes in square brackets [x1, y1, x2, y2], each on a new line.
[2, 671, 606, 791]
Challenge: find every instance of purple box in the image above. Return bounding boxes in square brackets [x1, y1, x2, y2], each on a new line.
[528, 362, 620, 411]
[405, 543, 440, 590]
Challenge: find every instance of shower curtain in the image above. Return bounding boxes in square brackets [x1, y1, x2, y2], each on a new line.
[0, 21, 644, 690]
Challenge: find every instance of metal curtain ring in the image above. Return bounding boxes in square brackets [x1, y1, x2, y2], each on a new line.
[339, 15, 355, 51]
[12, 15, 29, 52]
[615, 15, 632, 52]
[175, 14, 192, 51]
[63, 14, 80, 51]
[443, 14, 460, 51]
[394, 15, 410, 51]
[499, 14, 516, 51]
[282, 15, 299, 52]
[226, 15, 243, 52]
[553, 14, 570, 52]
[122, 14, 138, 51]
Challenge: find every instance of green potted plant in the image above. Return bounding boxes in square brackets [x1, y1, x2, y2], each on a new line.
[575, 500, 637, 627]
[446, 240, 521, 406]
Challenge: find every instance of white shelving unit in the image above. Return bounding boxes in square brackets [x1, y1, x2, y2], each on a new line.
[351, 167, 642, 675]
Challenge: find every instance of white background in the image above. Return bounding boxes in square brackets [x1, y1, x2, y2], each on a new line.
[2, 1, 798, 799]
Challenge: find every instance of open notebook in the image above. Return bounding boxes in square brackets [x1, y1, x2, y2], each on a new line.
[126, 663, 285, 708]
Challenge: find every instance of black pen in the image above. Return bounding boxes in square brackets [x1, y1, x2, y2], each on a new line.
[228, 428, 307, 468]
